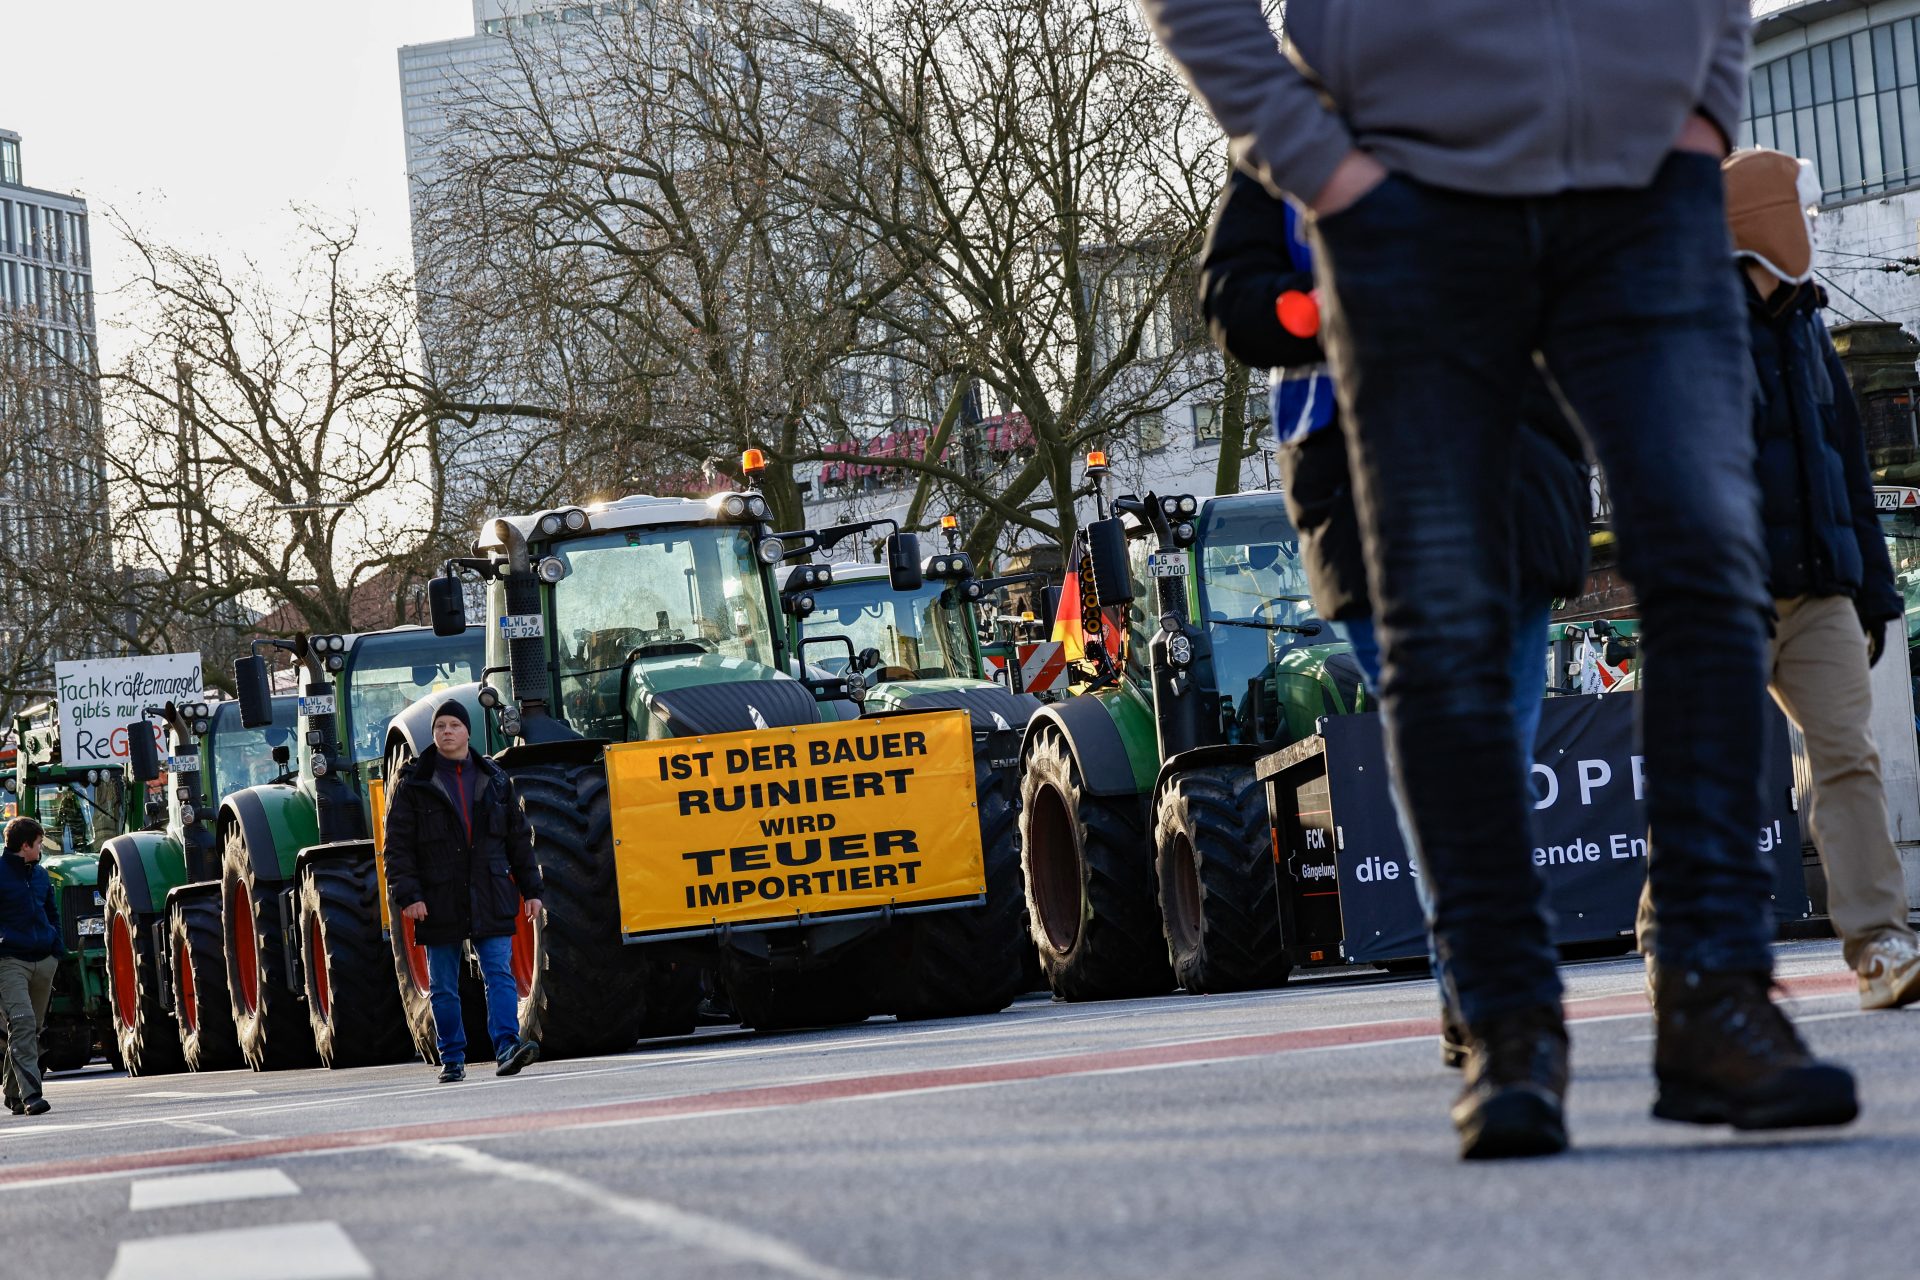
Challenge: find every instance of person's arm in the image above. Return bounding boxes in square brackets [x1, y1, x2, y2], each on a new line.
[44, 878, 64, 959]
[383, 785, 425, 919]
[1137, 0, 1357, 206]
[1695, 1, 1751, 157]
[1199, 172, 1323, 370]
[504, 785, 544, 904]
[1826, 340, 1903, 630]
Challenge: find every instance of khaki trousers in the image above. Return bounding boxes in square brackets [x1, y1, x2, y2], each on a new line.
[0, 954, 58, 1107]
[1770, 594, 1917, 965]
[1635, 593, 1916, 967]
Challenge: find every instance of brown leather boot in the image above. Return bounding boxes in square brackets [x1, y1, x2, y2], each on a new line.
[1652, 968, 1857, 1130]
[1450, 1004, 1569, 1160]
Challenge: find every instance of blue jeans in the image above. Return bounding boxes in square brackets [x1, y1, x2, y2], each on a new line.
[1338, 607, 1551, 760]
[1312, 152, 1775, 1025]
[426, 936, 521, 1065]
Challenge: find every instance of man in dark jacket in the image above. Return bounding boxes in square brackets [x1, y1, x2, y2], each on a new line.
[1638, 150, 1919, 1012]
[385, 702, 544, 1082]
[0, 817, 62, 1115]
[1148, 0, 1856, 1159]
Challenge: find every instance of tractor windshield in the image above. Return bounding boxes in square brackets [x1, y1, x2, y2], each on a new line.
[550, 525, 778, 733]
[344, 632, 484, 763]
[206, 698, 298, 797]
[1194, 501, 1327, 744]
[805, 577, 978, 681]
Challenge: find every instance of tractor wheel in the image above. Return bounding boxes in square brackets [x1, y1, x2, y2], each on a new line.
[1153, 765, 1292, 993]
[221, 825, 318, 1071]
[1019, 726, 1173, 1000]
[168, 894, 242, 1072]
[300, 860, 413, 1068]
[36, 1019, 92, 1075]
[721, 951, 874, 1032]
[638, 962, 704, 1039]
[885, 753, 1029, 1019]
[102, 873, 184, 1077]
[509, 760, 652, 1058]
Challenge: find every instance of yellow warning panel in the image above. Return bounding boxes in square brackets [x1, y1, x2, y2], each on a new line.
[369, 777, 391, 930]
[605, 710, 983, 938]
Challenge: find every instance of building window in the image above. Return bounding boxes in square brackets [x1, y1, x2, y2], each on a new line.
[1140, 411, 1166, 454]
[1745, 17, 1920, 202]
[0, 138, 19, 186]
[1193, 404, 1222, 445]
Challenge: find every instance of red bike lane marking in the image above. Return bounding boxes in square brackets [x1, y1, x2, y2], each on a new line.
[2, 969, 1855, 1187]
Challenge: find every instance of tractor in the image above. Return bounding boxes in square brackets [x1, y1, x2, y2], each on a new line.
[1018, 481, 1367, 999]
[224, 627, 483, 1068]
[1, 703, 144, 1073]
[394, 468, 1023, 1056]
[784, 518, 1048, 1016]
[99, 695, 295, 1074]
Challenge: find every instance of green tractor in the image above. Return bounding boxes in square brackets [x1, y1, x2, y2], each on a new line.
[100, 695, 295, 1074]
[397, 480, 1030, 1054]
[786, 532, 1048, 1016]
[224, 627, 484, 1068]
[1018, 485, 1367, 999]
[1, 704, 143, 1074]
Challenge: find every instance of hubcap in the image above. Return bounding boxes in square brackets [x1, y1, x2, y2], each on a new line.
[309, 914, 331, 1020]
[1169, 830, 1204, 953]
[511, 910, 536, 999]
[230, 883, 260, 1014]
[177, 935, 199, 1033]
[108, 912, 138, 1029]
[1027, 781, 1084, 954]
[402, 913, 431, 996]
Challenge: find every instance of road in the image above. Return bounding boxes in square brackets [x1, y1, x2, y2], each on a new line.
[1, 939, 1913, 1280]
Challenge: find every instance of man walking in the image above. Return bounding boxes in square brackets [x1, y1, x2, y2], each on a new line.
[1141, 0, 1857, 1157]
[0, 817, 62, 1115]
[384, 702, 543, 1082]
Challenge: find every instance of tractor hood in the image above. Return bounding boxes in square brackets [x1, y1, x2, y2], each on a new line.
[40, 851, 100, 891]
[629, 654, 824, 738]
[861, 681, 1041, 734]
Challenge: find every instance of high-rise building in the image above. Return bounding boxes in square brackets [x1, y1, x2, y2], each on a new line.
[0, 128, 111, 691]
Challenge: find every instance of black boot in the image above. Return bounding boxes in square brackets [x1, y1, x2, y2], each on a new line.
[1652, 968, 1857, 1130]
[438, 1061, 466, 1084]
[1450, 1005, 1569, 1160]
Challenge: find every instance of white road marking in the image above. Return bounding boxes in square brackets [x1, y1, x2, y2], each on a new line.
[164, 1120, 242, 1138]
[130, 1167, 301, 1211]
[106, 1221, 371, 1280]
[407, 1142, 882, 1280]
[131, 1089, 260, 1098]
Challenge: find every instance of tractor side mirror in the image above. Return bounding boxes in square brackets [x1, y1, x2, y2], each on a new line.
[234, 655, 275, 728]
[1085, 518, 1134, 606]
[886, 532, 923, 592]
[429, 574, 468, 637]
[856, 646, 884, 673]
[271, 745, 291, 767]
[125, 726, 162, 784]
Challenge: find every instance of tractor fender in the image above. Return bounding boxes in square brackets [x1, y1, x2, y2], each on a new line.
[386, 681, 503, 765]
[163, 881, 221, 910]
[1023, 696, 1144, 798]
[1150, 744, 1270, 812]
[220, 786, 315, 885]
[879, 684, 1042, 736]
[294, 839, 376, 877]
[97, 832, 181, 917]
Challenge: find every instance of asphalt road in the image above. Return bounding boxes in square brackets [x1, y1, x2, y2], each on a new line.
[1, 939, 1912, 1280]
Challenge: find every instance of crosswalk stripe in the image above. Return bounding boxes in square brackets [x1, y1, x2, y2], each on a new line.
[106, 1221, 371, 1280]
[129, 1168, 301, 1211]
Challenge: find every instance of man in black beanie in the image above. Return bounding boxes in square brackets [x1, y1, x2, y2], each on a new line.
[384, 700, 544, 1081]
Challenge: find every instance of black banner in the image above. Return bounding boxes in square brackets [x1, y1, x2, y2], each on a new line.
[1321, 692, 1808, 963]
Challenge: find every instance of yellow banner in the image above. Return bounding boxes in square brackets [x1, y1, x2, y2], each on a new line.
[606, 710, 983, 937]
[369, 777, 391, 930]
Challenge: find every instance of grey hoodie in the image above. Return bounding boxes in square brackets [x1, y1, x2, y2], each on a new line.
[1140, 0, 1749, 204]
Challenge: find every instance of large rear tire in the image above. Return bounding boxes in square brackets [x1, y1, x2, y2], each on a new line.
[1153, 765, 1292, 993]
[103, 873, 184, 1077]
[300, 859, 413, 1068]
[885, 753, 1029, 1019]
[638, 962, 704, 1039]
[169, 893, 242, 1072]
[221, 824, 318, 1071]
[1019, 726, 1172, 1000]
[510, 760, 651, 1058]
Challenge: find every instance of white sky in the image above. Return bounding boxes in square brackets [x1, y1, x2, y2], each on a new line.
[0, 0, 473, 363]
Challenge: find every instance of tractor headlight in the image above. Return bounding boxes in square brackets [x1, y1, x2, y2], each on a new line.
[539, 512, 564, 537]
[1167, 633, 1194, 667]
[536, 556, 568, 585]
[563, 508, 588, 532]
[930, 556, 950, 576]
[192, 718, 211, 736]
[963, 581, 984, 601]
[311, 754, 330, 778]
[1177, 496, 1198, 516]
[85, 769, 101, 785]
[176, 786, 193, 801]
[477, 684, 501, 709]
[792, 593, 815, 617]
[325, 654, 345, 673]
[845, 672, 865, 697]
[722, 494, 748, 519]
[746, 495, 769, 520]
[757, 536, 786, 565]
[1161, 497, 1178, 515]
[180, 804, 197, 824]
[306, 729, 324, 746]
[1174, 522, 1195, 545]
[499, 710, 523, 738]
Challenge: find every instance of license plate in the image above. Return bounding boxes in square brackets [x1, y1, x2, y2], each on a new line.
[167, 755, 200, 775]
[92, 891, 105, 907]
[1147, 553, 1189, 578]
[76, 917, 106, 937]
[298, 694, 336, 717]
[499, 614, 545, 640]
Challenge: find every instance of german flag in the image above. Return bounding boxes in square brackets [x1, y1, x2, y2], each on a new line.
[1050, 531, 1126, 664]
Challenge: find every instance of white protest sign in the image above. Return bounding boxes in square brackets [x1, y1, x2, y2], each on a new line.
[54, 653, 205, 767]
